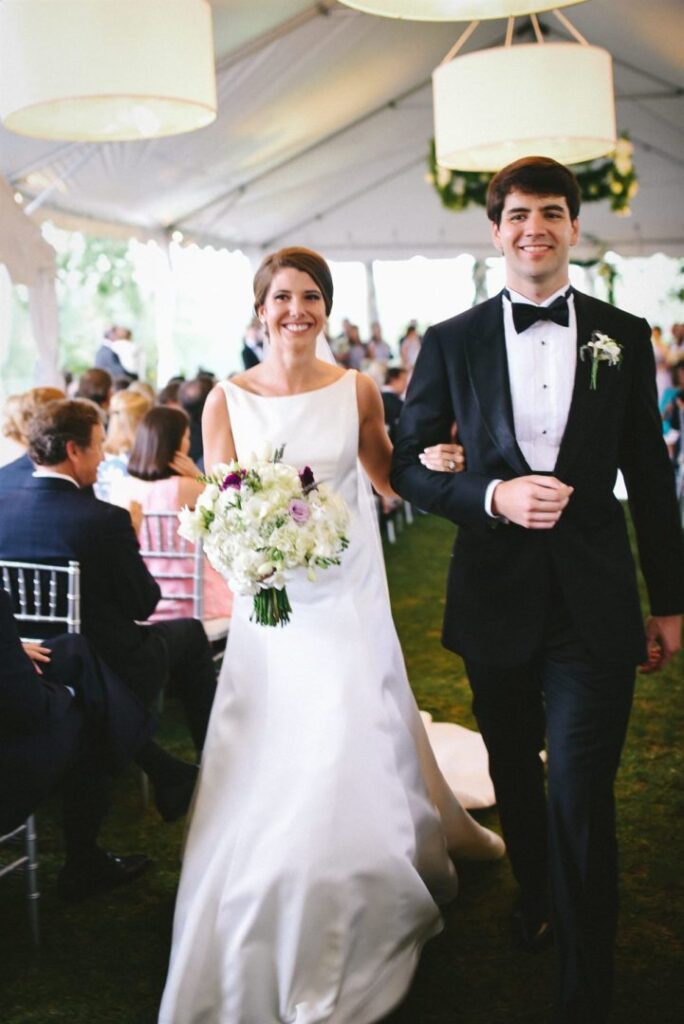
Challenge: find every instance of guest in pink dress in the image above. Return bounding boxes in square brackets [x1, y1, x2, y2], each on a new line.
[109, 407, 232, 623]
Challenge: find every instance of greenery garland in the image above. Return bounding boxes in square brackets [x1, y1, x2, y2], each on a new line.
[426, 135, 639, 216]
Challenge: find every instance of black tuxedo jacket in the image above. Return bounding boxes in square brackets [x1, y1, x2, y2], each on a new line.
[0, 589, 152, 833]
[391, 290, 684, 667]
[0, 476, 164, 700]
[381, 391, 404, 444]
[241, 343, 262, 370]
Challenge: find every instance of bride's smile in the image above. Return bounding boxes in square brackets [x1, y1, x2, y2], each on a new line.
[258, 267, 326, 348]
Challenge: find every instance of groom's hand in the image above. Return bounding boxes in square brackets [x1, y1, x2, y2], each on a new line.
[491, 476, 573, 529]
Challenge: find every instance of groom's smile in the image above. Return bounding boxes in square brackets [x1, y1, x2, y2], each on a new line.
[491, 189, 579, 300]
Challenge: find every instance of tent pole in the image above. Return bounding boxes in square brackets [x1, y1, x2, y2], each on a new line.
[365, 261, 379, 332]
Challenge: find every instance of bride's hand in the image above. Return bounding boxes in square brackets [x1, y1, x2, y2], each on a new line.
[418, 443, 465, 474]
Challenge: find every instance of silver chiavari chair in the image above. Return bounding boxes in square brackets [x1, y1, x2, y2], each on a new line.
[0, 558, 81, 948]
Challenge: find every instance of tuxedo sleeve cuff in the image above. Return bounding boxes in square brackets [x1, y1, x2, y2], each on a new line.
[484, 479, 503, 518]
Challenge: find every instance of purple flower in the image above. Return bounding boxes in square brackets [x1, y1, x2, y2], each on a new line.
[299, 466, 315, 492]
[288, 499, 311, 524]
[221, 469, 247, 491]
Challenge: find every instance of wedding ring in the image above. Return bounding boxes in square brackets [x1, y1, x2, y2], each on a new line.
[448, 459, 456, 471]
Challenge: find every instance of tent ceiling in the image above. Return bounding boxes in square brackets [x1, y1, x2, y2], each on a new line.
[1, 0, 682, 261]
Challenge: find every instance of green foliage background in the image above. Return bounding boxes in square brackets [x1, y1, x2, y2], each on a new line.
[2, 231, 154, 394]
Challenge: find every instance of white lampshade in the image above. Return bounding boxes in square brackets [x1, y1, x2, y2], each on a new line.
[0, 0, 217, 142]
[337, 1, 587, 20]
[433, 42, 616, 170]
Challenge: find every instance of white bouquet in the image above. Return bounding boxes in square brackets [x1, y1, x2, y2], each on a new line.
[178, 446, 350, 627]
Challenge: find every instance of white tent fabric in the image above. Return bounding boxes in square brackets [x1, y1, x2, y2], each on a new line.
[0, 175, 57, 286]
[0, 0, 681, 261]
[0, 175, 61, 390]
[27, 271, 62, 388]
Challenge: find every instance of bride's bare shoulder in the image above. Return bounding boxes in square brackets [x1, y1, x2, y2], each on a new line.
[225, 370, 257, 392]
[314, 361, 347, 385]
[203, 383, 230, 424]
[203, 382, 236, 464]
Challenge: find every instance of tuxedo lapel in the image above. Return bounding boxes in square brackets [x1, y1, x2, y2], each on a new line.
[464, 296, 530, 476]
[554, 291, 620, 478]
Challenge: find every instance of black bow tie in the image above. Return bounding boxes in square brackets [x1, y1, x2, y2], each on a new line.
[505, 289, 572, 334]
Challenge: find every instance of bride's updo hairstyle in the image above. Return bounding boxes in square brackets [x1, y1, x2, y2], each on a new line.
[253, 247, 333, 317]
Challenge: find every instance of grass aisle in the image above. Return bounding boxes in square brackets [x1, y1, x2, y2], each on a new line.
[1, 512, 682, 1023]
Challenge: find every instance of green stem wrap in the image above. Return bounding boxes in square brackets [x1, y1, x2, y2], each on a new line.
[251, 587, 293, 627]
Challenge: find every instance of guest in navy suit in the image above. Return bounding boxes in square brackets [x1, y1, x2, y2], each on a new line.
[392, 157, 684, 1023]
[0, 400, 217, 756]
[0, 588, 197, 900]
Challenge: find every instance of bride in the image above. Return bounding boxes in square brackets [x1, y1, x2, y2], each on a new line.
[159, 247, 504, 1024]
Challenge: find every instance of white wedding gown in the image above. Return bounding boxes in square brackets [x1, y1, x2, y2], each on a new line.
[159, 371, 503, 1024]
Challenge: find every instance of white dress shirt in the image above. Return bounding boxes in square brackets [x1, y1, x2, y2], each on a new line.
[485, 283, 576, 515]
[32, 468, 80, 487]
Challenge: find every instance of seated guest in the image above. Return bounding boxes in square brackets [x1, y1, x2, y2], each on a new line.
[0, 399, 217, 756]
[660, 360, 684, 431]
[367, 321, 392, 364]
[241, 319, 264, 370]
[0, 386, 65, 491]
[0, 590, 197, 901]
[399, 324, 422, 371]
[178, 376, 214, 470]
[346, 324, 367, 371]
[158, 377, 185, 409]
[109, 407, 233, 622]
[127, 380, 156, 404]
[75, 368, 113, 417]
[381, 366, 409, 444]
[95, 388, 153, 500]
[364, 322, 393, 387]
[331, 318, 352, 367]
[1, 393, 26, 465]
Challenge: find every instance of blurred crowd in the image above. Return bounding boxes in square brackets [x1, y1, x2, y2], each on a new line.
[653, 322, 684, 473]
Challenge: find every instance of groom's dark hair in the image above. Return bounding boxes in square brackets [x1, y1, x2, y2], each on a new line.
[486, 156, 581, 225]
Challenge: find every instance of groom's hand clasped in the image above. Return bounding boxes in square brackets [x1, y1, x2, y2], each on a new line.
[491, 475, 574, 529]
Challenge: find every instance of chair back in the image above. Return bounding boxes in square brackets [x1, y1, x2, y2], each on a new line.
[138, 510, 205, 620]
[0, 816, 40, 947]
[0, 559, 81, 637]
[0, 558, 67, 949]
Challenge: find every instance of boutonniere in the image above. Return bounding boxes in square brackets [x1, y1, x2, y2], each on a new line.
[580, 331, 623, 391]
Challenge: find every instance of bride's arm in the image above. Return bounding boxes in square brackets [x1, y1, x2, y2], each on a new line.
[357, 374, 397, 499]
[357, 374, 465, 498]
[202, 384, 237, 471]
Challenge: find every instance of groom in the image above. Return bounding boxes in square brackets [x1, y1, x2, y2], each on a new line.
[391, 156, 684, 1023]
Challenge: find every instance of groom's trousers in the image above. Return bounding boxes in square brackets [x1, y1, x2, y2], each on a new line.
[465, 604, 635, 1024]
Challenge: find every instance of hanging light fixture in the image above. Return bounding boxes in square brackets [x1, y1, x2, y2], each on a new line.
[433, 10, 616, 171]
[0, 0, 217, 142]
[337, 1, 588, 20]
